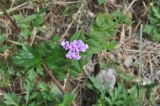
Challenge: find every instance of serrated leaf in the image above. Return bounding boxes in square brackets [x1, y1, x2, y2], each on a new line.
[89, 76, 102, 91]
[28, 68, 36, 80]
[144, 25, 155, 33]
[4, 93, 21, 106]
[96, 13, 113, 27]
[70, 31, 85, 41]
[152, 6, 160, 18]
[12, 45, 41, 68]
[38, 82, 48, 91]
[58, 93, 74, 106]
[48, 35, 61, 49]
[106, 40, 117, 51]
[45, 46, 66, 65]
[32, 14, 44, 27]
[68, 60, 82, 76]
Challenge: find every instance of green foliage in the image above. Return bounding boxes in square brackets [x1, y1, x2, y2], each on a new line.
[85, 13, 125, 58]
[0, 34, 8, 52]
[13, 13, 44, 38]
[0, 66, 12, 87]
[87, 14, 115, 54]
[144, 4, 160, 41]
[70, 30, 85, 41]
[89, 76, 110, 92]
[89, 76, 145, 106]
[58, 93, 74, 106]
[4, 93, 21, 106]
[104, 84, 142, 106]
[3, 80, 65, 106]
[111, 10, 132, 26]
[12, 44, 41, 69]
[97, 0, 107, 5]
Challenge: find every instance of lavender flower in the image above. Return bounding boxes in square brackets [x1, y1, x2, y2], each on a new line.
[65, 51, 81, 60]
[61, 41, 70, 50]
[61, 40, 88, 60]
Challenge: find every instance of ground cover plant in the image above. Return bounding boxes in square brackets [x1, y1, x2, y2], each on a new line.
[0, 0, 160, 106]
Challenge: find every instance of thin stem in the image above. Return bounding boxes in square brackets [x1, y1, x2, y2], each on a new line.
[138, 24, 143, 105]
[139, 24, 143, 79]
[41, 63, 77, 106]
[41, 63, 65, 93]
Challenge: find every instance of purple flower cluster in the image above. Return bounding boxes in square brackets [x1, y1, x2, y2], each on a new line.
[61, 40, 89, 60]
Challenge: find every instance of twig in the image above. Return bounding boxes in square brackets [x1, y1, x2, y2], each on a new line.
[63, 73, 69, 90]
[60, 22, 73, 41]
[123, 0, 137, 15]
[120, 24, 125, 44]
[48, 1, 83, 6]
[41, 63, 77, 106]
[7, 40, 21, 46]
[60, 0, 86, 42]
[30, 28, 37, 46]
[139, 24, 143, 77]
[142, 1, 148, 11]
[0, 1, 20, 33]
[0, 2, 28, 15]
[41, 63, 65, 93]
[138, 24, 143, 105]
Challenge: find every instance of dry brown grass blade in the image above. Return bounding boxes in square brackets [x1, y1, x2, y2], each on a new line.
[123, 0, 137, 15]
[0, 1, 28, 15]
[0, 1, 20, 33]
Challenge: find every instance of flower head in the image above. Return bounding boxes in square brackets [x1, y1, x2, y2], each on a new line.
[61, 40, 88, 60]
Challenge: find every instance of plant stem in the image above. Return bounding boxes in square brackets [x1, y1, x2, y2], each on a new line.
[41, 63, 65, 93]
[41, 63, 77, 106]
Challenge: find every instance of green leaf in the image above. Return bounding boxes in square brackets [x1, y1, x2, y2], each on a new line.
[144, 25, 155, 33]
[96, 13, 113, 27]
[38, 82, 48, 91]
[20, 29, 32, 38]
[68, 60, 82, 76]
[106, 40, 117, 51]
[45, 46, 66, 65]
[28, 68, 36, 80]
[13, 14, 44, 38]
[152, 6, 160, 18]
[31, 14, 44, 27]
[0, 45, 8, 52]
[58, 93, 74, 106]
[24, 79, 34, 104]
[89, 76, 102, 91]
[0, 35, 6, 42]
[12, 44, 41, 68]
[4, 93, 21, 106]
[98, 0, 107, 5]
[48, 35, 61, 49]
[70, 31, 85, 41]
[36, 67, 44, 76]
